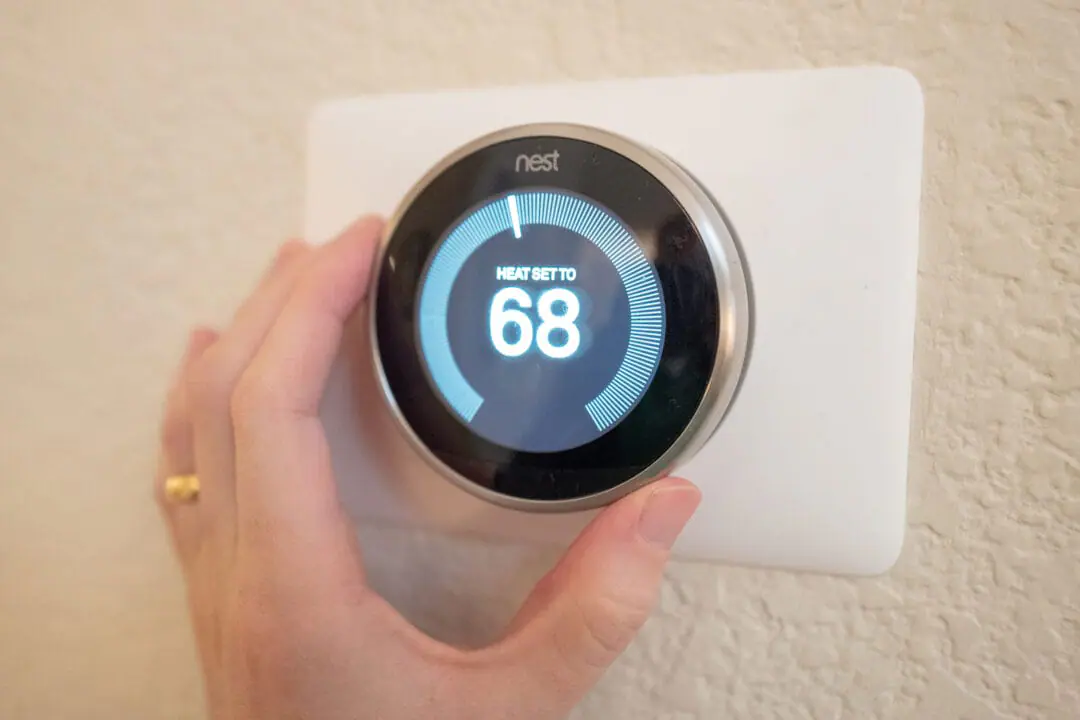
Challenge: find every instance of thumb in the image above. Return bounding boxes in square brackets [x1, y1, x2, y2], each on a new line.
[492, 478, 700, 711]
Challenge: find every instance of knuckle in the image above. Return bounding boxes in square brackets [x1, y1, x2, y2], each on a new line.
[234, 599, 273, 648]
[232, 587, 290, 672]
[230, 366, 281, 421]
[159, 402, 189, 455]
[188, 348, 237, 416]
[277, 238, 308, 263]
[572, 589, 653, 668]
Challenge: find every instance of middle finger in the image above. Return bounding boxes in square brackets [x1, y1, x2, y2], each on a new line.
[188, 241, 312, 527]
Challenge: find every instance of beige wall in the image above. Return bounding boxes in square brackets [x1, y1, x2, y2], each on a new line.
[1, 2, 1077, 718]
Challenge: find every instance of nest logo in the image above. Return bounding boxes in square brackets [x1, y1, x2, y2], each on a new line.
[515, 150, 560, 173]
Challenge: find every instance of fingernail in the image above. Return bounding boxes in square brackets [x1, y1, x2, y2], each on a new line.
[637, 484, 701, 549]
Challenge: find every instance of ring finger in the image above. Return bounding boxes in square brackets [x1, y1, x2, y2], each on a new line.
[157, 327, 219, 562]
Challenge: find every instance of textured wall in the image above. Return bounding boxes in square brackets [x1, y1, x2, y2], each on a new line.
[1, 1, 1077, 718]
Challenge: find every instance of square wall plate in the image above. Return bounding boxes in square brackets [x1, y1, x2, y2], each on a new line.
[308, 67, 924, 576]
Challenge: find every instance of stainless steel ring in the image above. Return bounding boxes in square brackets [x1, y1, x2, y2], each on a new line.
[370, 122, 753, 512]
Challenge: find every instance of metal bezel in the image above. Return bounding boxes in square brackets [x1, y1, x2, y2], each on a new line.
[369, 123, 752, 512]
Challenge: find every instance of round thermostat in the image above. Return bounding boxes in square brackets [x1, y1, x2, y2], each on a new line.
[371, 123, 752, 512]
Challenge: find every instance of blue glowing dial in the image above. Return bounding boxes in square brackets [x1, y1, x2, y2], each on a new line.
[416, 189, 666, 453]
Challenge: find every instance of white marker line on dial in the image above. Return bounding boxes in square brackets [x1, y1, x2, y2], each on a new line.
[507, 194, 522, 239]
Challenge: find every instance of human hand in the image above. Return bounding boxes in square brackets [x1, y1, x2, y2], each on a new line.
[156, 217, 702, 720]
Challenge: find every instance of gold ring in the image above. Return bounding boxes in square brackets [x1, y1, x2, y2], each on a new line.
[164, 474, 200, 502]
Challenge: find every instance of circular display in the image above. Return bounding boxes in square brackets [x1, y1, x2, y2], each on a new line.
[372, 124, 752, 511]
[417, 189, 666, 453]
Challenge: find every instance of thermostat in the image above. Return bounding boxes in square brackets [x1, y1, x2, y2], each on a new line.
[371, 124, 752, 511]
[308, 68, 924, 575]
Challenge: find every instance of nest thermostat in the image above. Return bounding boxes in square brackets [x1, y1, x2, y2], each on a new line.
[371, 125, 751, 511]
[308, 68, 924, 575]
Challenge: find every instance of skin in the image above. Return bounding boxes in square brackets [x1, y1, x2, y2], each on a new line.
[156, 216, 702, 720]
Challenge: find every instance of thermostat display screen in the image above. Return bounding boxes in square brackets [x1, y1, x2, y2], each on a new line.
[416, 189, 667, 453]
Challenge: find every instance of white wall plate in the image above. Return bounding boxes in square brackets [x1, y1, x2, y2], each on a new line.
[308, 67, 924, 576]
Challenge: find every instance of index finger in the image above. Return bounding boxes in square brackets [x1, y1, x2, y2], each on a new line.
[230, 216, 382, 571]
[235, 216, 382, 419]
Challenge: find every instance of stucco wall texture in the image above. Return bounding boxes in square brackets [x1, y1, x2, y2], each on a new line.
[1, 1, 1077, 718]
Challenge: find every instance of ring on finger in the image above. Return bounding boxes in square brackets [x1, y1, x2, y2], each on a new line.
[164, 474, 200, 503]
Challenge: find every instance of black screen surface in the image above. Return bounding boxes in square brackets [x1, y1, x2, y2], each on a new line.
[418, 189, 666, 453]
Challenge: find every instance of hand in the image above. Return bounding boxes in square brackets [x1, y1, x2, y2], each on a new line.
[156, 217, 702, 720]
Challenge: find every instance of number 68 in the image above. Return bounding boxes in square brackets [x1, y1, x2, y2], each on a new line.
[490, 287, 581, 359]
